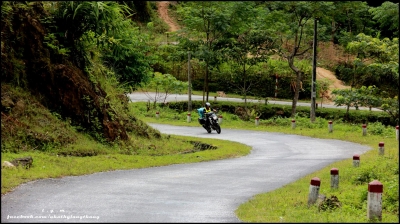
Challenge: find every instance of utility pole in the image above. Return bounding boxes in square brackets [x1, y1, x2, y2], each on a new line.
[188, 51, 192, 112]
[311, 18, 317, 122]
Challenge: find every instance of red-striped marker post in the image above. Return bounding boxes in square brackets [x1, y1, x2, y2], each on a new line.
[362, 124, 367, 136]
[396, 126, 399, 140]
[367, 180, 383, 221]
[353, 154, 360, 167]
[218, 115, 223, 124]
[330, 168, 339, 189]
[291, 119, 296, 129]
[187, 113, 191, 123]
[255, 117, 259, 126]
[308, 177, 320, 205]
[156, 111, 160, 119]
[328, 121, 333, 133]
[378, 142, 384, 155]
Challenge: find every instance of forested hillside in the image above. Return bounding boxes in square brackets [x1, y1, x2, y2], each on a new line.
[1, 1, 398, 152]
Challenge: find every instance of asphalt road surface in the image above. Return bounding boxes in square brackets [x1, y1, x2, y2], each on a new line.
[1, 124, 371, 223]
[127, 92, 382, 111]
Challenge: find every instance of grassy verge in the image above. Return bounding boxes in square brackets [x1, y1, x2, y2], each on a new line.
[1, 134, 251, 194]
[130, 101, 399, 223]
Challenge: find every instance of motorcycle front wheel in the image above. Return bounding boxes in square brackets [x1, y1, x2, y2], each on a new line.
[215, 123, 221, 134]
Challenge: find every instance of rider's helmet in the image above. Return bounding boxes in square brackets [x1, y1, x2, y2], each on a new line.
[205, 102, 211, 108]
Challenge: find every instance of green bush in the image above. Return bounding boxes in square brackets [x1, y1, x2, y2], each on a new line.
[166, 101, 396, 126]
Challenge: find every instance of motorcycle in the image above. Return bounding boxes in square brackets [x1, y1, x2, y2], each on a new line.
[198, 111, 221, 134]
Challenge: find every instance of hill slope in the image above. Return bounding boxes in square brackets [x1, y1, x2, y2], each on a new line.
[156, 1, 351, 104]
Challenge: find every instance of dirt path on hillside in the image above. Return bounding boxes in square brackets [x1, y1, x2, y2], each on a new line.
[156, 1, 350, 104]
[157, 1, 179, 32]
[316, 67, 350, 104]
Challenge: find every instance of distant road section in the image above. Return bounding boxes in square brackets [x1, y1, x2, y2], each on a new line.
[127, 92, 382, 111]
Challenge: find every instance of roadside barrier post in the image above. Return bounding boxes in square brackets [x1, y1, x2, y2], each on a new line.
[218, 115, 223, 124]
[255, 117, 259, 126]
[367, 180, 383, 221]
[353, 154, 360, 167]
[308, 177, 320, 205]
[330, 168, 339, 189]
[187, 113, 191, 123]
[378, 142, 384, 155]
[396, 126, 399, 140]
[328, 121, 333, 133]
[362, 124, 367, 136]
[156, 111, 160, 119]
[291, 119, 296, 129]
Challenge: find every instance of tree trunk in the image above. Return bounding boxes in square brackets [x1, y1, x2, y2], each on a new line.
[291, 71, 302, 117]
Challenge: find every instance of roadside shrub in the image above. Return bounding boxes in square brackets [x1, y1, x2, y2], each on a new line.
[367, 122, 393, 136]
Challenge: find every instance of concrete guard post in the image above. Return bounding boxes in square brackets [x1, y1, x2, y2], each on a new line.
[218, 115, 223, 124]
[187, 113, 191, 123]
[362, 124, 367, 136]
[291, 119, 296, 129]
[330, 168, 339, 189]
[255, 117, 259, 126]
[308, 177, 320, 205]
[156, 111, 160, 119]
[396, 126, 399, 140]
[378, 142, 384, 156]
[367, 180, 383, 221]
[353, 154, 360, 167]
[328, 121, 333, 133]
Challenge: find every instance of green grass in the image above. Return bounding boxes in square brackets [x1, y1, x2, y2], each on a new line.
[129, 101, 399, 223]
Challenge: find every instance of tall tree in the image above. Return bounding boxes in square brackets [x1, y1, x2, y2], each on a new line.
[176, 1, 243, 103]
[263, 1, 332, 117]
[219, 5, 277, 108]
[346, 33, 399, 96]
[369, 1, 399, 38]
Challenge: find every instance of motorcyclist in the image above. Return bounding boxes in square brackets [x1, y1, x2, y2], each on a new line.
[198, 102, 215, 127]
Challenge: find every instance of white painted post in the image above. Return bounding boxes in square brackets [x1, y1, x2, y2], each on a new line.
[367, 180, 383, 221]
[378, 142, 384, 156]
[396, 126, 399, 140]
[291, 119, 296, 129]
[187, 113, 191, 123]
[255, 117, 259, 126]
[353, 154, 360, 167]
[218, 115, 223, 124]
[328, 121, 333, 133]
[308, 177, 320, 205]
[362, 124, 367, 136]
[330, 168, 339, 189]
[214, 96, 217, 102]
[156, 111, 160, 119]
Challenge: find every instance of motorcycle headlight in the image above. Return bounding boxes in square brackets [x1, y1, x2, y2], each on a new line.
[213, 116, 217, 120]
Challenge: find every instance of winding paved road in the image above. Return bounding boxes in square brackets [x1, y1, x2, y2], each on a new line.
[127, 92, 382, 111]
[1, 124, 371, 223]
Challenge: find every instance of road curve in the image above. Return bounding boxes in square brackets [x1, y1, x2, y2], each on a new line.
[127, 92, 382, 111]
[1, 124, 371, 223]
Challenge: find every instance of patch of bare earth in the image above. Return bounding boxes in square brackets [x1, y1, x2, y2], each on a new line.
[316, 67, 350, 105]
[157, 1, 179, 32]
